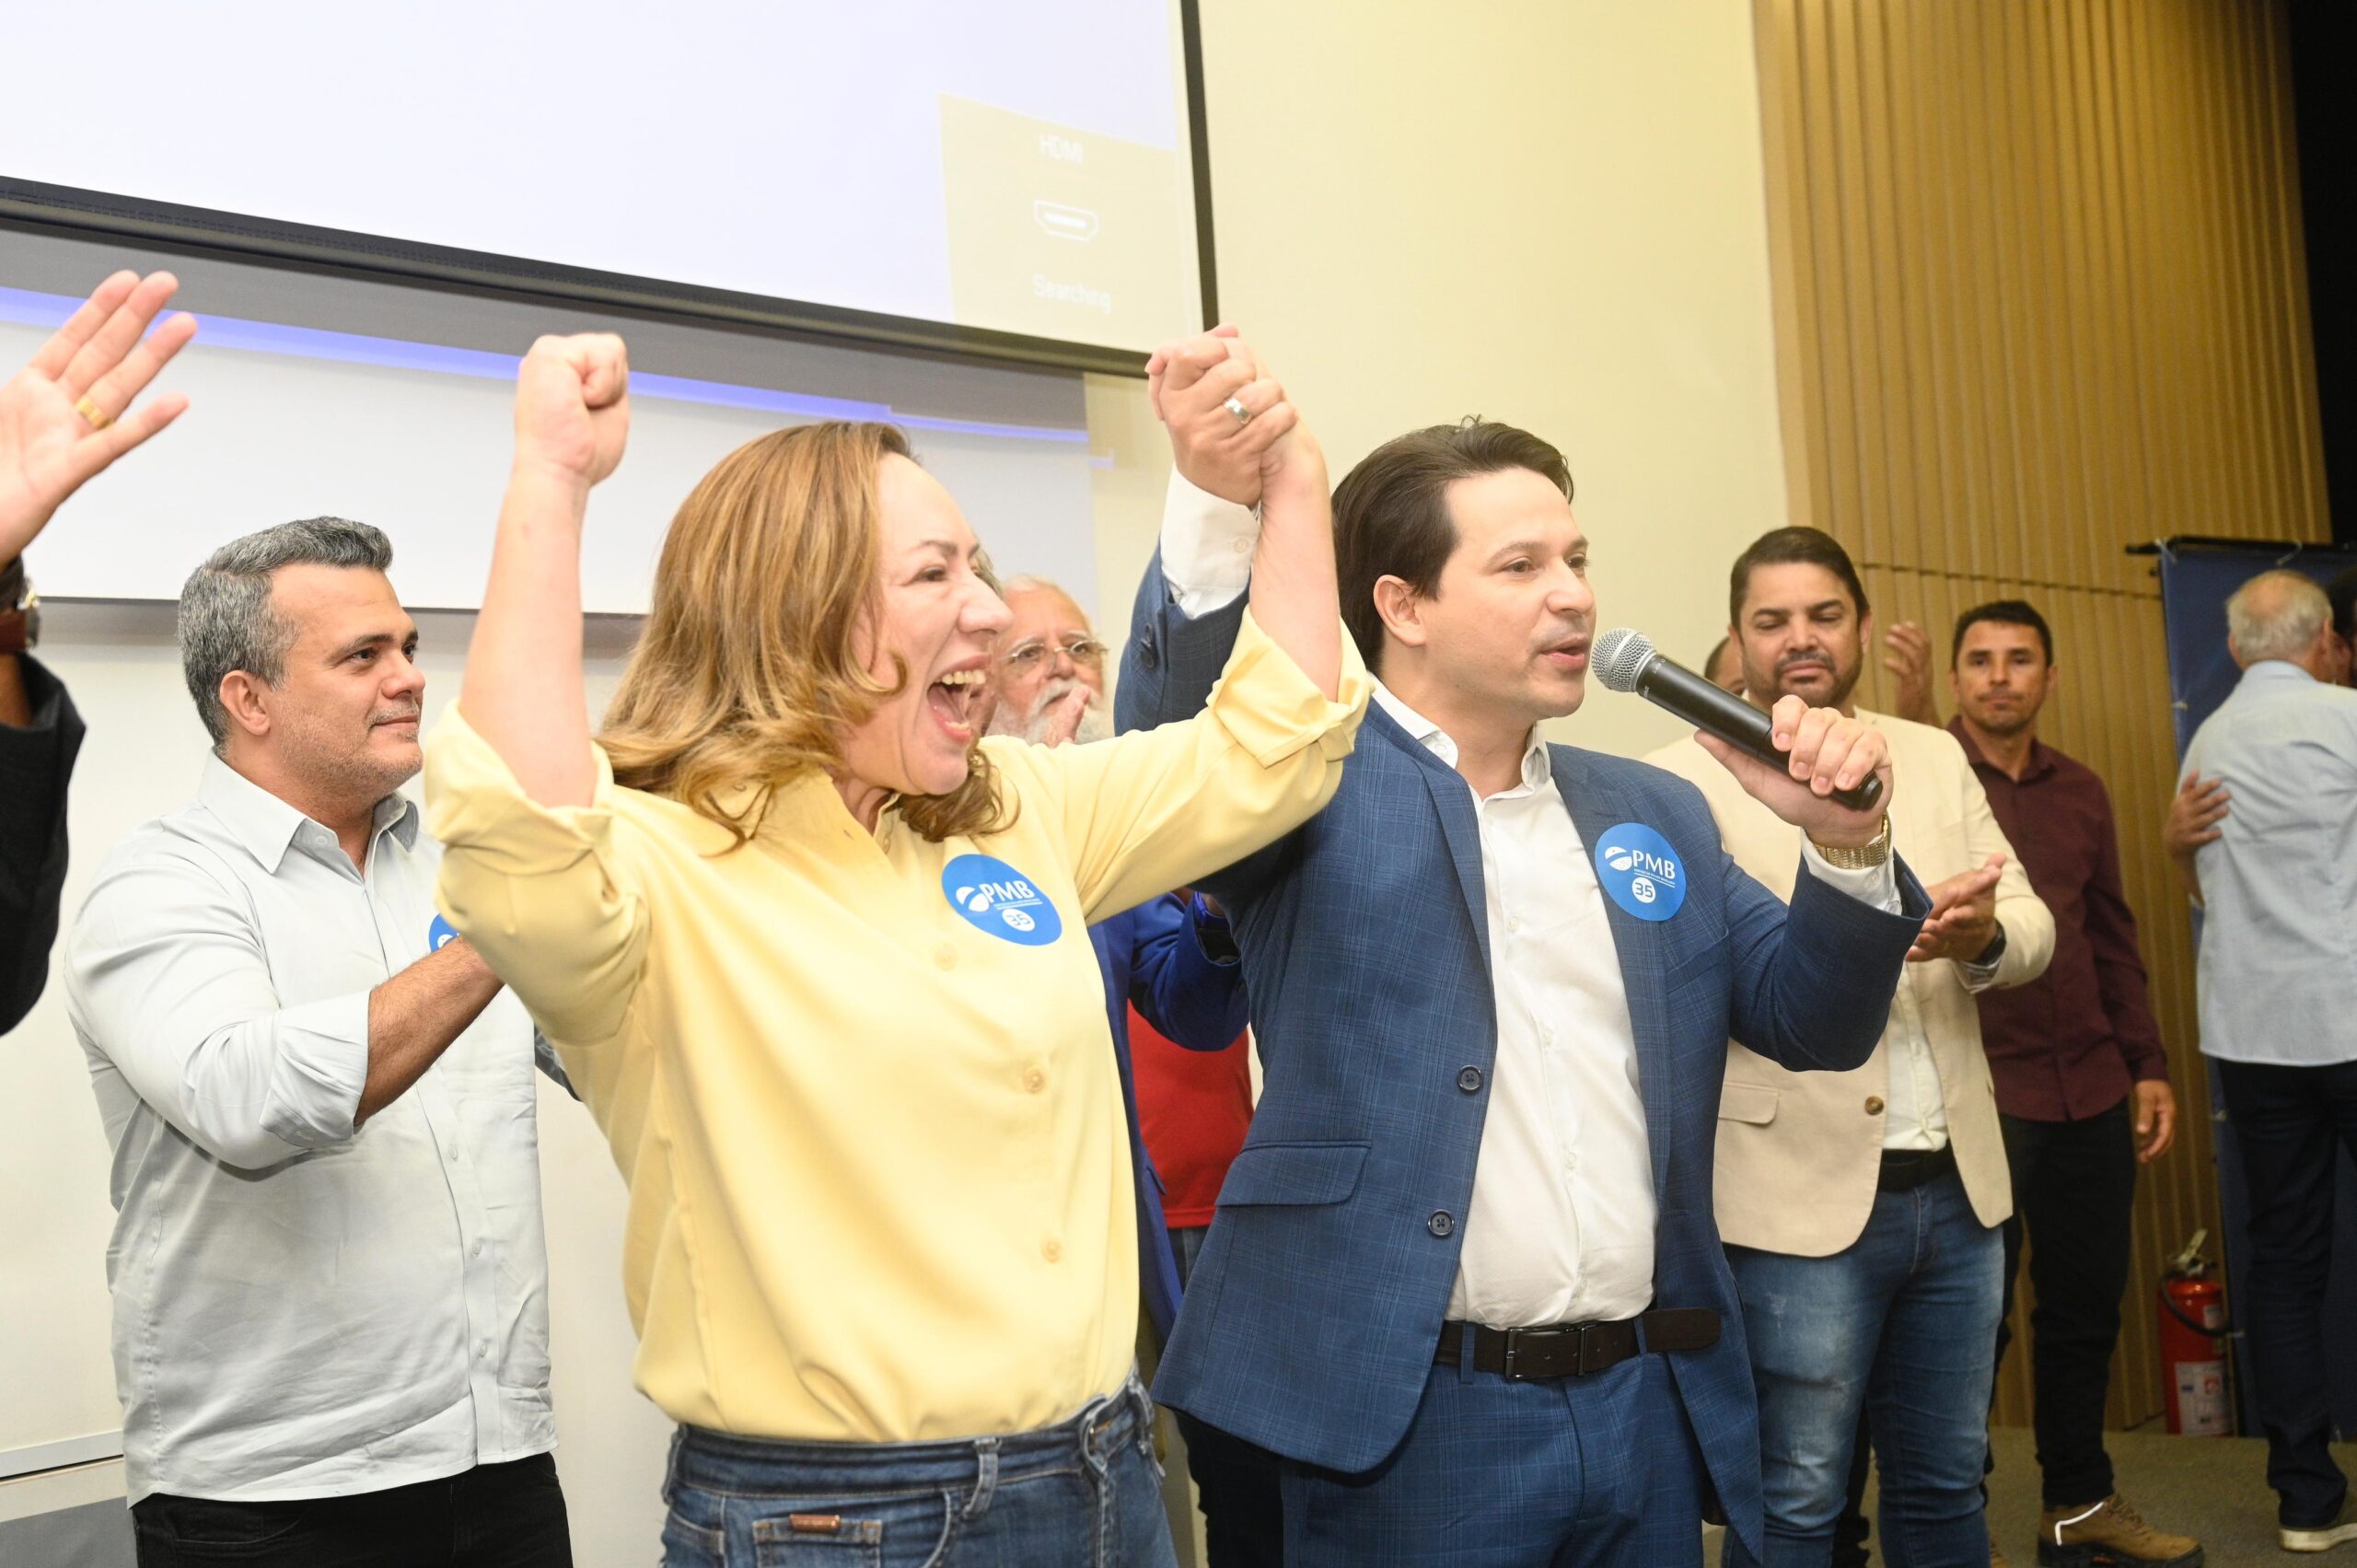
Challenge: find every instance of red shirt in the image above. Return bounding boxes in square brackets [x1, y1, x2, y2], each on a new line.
[1949, 720, 2169, 1121]
[1129, 1005, 1252, 1227]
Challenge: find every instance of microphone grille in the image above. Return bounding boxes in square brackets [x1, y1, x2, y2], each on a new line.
[1591, 628, 1656, 693]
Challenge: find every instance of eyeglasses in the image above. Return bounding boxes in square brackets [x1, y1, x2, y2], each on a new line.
[999, 635, 1108, 673]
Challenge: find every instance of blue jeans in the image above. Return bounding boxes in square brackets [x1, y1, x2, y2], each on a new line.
[659, 1373, 1178, 1568]
[1280, 1342, 1707, 1566]
[1723, 1167, 2003, 1568]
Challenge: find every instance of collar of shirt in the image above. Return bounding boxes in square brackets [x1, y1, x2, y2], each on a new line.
[2239, 658, 2322, 691]
[1945, 718, 2058, 785]
[1371, 681, 1550, 795]
[197, 755, 419, 876]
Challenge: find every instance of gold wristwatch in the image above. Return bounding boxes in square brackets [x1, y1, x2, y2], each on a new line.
[1808, 811, 1892, 870]
[0, 558, 38, 655]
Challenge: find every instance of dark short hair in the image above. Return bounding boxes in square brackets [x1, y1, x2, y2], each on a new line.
[2328, 565, 2357, 641]
[1728, 527, 1870, 626]
[1332, 418, 1573, 674]
[179, 517, 393, 750]
[1951, 598, 2053, 666]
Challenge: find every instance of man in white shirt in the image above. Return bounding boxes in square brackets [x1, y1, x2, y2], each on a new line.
[1120, 334, 1954, 1566]
[1648, 527, 2053, 1567]
[2172, 570, 2357, 1553]
[66, 518, 570, 1567]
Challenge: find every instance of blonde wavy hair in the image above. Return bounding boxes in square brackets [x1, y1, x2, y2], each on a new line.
[600, 421, 1013, 845]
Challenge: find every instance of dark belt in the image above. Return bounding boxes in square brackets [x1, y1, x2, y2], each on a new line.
[1877, 1143, 1956, 1192]
[1433, 1307, 1721, 1382]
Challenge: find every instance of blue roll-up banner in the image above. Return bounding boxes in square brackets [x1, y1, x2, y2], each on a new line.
[2149, 539, 2357, 1440]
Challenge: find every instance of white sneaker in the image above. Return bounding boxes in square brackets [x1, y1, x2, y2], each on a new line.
[2282, 1494, 2357, 1553]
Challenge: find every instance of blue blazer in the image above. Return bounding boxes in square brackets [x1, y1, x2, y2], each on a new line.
[1115, 559, 1929, 1558]
[1091, 891, 1251, 1338]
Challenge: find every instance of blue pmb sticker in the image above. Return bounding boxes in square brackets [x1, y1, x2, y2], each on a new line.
[941, 854, 1064, 947]
[428, 912, 461, 951]
[1595, 823, 1687, 922]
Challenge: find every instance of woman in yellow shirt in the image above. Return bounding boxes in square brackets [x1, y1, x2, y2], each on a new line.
[424, 331, 1365, 1568]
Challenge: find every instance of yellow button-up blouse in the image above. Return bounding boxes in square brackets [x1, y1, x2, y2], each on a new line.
[424, 611, 1366, 1443]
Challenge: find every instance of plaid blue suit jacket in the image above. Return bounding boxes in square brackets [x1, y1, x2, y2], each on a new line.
[1115, 556, 1928, 1559]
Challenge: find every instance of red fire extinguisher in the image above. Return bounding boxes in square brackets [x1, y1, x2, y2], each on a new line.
[2159, 1228, 2233, 1437]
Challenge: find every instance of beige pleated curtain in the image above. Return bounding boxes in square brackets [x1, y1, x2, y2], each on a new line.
[1751, 0, 2329, 1429]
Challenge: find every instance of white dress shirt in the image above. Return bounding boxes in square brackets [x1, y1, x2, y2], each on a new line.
[1161, 471, 1899, 1326]
[65, 758, 555, 1504]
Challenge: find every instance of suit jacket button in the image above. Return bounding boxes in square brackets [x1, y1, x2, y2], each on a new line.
[1864, 1096, 1887, 1115]
[1427, 1211, 1455, 1237]
[1457, 1066, 1483, 1094]
[1139, 636, 1159, 671]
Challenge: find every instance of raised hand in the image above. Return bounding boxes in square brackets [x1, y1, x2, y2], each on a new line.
[1147, 327, 1302, 508]
[1907, 854, 2007, 964]
[0, 271, 197, 563]
[512, 333, 630, 493]
[1697, 695, 1895, 849]
[1881, 621, 1940, 726]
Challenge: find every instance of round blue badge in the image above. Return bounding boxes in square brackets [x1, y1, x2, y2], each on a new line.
[941, 854, 1065, 947]
[1594, 823, 1688, 922]
[428, 912, 461, 952]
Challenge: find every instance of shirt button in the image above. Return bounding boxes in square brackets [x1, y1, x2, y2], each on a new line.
[1864, 1097, 1887, 1116]
[1457, 1066, 1483, 1094]
[472, 1240, 484, 1258]
[935, 944, 958, 970]
[1042, 1239, 1062, 1262]
[1024, 1066, 1047, 1094]
[449, 1148, 462, 1164]
[1427, 1211, 1455, 1238]
[477, 1341, 489, 1360]
[1506, 915, 1522, 935]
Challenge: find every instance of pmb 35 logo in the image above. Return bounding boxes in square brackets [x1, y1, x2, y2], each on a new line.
[941, 854, 1065, 947]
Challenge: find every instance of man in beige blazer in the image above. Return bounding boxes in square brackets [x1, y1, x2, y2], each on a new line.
[1648, 527, 2052, 1568]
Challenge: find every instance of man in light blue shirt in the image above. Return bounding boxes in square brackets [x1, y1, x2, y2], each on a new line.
[2175, 568, 2357, 1553]
[66, 518, 572, 1566]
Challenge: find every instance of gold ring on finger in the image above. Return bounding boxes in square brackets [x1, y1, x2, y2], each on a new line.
[74, 394, 115, 431]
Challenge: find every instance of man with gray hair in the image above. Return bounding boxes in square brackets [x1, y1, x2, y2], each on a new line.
[65, 519, 572, 1566]
[2174, 567, 2357, 1553]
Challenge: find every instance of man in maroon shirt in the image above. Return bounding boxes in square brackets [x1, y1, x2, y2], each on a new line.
[1946, 600, 2200, 1565]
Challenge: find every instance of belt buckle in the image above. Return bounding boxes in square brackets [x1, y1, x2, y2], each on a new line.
[1500, 1326, 1523, 1381]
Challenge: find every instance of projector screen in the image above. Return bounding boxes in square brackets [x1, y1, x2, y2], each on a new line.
[0, 0, 1213, 374]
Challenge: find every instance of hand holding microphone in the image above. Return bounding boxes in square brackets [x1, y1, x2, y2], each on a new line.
[1595, 628, 1893, 848]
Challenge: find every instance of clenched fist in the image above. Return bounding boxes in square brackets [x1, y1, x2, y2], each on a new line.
[512, 333, 630, 492]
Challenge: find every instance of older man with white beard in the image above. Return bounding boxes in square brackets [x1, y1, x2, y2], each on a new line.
[984, 575, 1282, 1566]
[984, 575, 1119, 745]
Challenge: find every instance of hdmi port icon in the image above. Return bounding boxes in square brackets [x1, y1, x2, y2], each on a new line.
[1033, 201, 1100, 241]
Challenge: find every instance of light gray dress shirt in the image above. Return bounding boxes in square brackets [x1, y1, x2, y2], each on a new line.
[2182, 658, 2357, 1066]
[64, 757, 556, 1504]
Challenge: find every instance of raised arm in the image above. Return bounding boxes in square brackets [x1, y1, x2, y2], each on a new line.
[458, 334, 631, 807]
[1, 272, 194, 1028]
[1117, 331, 1336, 732]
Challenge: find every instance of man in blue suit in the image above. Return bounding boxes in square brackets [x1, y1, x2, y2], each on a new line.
[1115, 333, 1972, 1566]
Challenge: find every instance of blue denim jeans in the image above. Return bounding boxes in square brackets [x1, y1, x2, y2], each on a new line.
[1722, 1167, 2003, 1568]
[659, 1373, 1177, 1568]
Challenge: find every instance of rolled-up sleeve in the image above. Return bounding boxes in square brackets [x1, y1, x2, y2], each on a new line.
[424, 705, 651, 1056]
[65, 855, 367, 1170]
[1009, 608, 1370, 923]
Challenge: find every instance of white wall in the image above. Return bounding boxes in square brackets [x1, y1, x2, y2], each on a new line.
[1090, 0, 1794, 756]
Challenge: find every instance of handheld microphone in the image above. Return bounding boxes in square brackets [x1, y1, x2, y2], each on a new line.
[1593, 628, 1885, 812]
